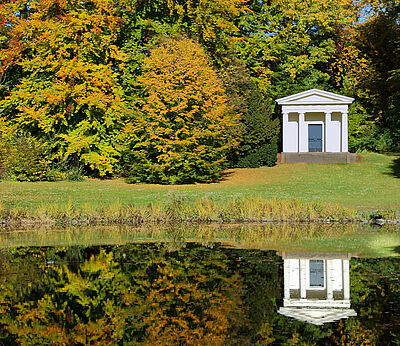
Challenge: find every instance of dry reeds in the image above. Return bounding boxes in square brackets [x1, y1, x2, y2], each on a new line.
[0, 195, 397, 227]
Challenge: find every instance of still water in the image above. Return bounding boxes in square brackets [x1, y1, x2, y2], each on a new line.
[0, 226, 399, 345]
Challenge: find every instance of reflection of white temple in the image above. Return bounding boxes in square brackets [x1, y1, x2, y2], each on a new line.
[278, 252, 357, 325]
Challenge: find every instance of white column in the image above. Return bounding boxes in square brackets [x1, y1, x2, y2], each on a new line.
[298, 112, 306, 152]
[326, 260, 333, 300]
[325, 112, 331, 153]
[342, 112, 348, 152]
[283, 112, 289, 152]
[343, 259, 350, 300]
[284, 259, 290, 299]
[300, 259, 307, 298]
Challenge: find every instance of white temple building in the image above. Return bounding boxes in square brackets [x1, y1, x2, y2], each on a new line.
[276, 89, 359, 164]
[278, 252, 357, 325]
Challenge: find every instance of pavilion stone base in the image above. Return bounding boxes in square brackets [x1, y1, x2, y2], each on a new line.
[277, 152, 361, 164]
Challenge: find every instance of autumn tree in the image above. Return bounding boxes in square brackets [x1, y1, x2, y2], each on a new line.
[122, 37, 240, 184]
[0, 0, 125, 176]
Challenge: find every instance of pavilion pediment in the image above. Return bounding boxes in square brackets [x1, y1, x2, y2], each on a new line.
[276, 89, 354, 105]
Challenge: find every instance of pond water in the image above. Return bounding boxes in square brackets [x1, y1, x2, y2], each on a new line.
[0, 225, 399, 344]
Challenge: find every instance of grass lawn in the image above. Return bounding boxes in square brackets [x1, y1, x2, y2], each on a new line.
[1, 152, 399, 212]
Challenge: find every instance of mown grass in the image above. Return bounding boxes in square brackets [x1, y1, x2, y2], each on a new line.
[0, 153, 399, 222]
[1, 223, 399, 258]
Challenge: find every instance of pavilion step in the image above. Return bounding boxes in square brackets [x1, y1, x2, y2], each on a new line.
[277, 152, 361, 164]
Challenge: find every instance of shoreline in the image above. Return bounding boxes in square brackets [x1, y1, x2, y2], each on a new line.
[1, 212, 399, 228]
[0, 222, 399, 258]
[1, 191, 398, 228]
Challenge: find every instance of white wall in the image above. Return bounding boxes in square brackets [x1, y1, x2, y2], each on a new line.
[285, 114, 299, 152]
[283, 112, 344, 153]
[330, 259, 343, 291]
[289, 259, 300, 289]
[287, 259, 343, 291]
[326, 113, 342, 152]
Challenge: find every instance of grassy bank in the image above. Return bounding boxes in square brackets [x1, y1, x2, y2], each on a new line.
[1, 223, 399, 258]
[0, 195, 398, 227]
[0, 153, 399, 224]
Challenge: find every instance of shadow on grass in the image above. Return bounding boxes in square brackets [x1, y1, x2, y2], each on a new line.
[387, 155, 400, 179]
[393, 246, 400, 255]
[214, 169, 234, 183]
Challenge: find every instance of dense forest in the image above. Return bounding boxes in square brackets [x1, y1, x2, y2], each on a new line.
[0, 0, 399, 183]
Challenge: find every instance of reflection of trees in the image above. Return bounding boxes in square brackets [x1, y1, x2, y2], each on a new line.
[348, 258, 400, 345]
[1, 248, 130, 344]
[228, 250, 281, 344]
[0, 245, 249, 345]
[119, 244, 250, 345]
[1, 245, 399, 345]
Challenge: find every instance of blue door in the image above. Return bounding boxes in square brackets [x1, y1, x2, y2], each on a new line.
[308, 124, 323, 152]
[309, 260, 325, 287]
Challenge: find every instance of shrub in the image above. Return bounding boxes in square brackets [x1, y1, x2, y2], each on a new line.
[44, 169, 66, 182]
[6, 136, 49, 182]
[65, 167, 85, 181]
[237, 142, 278, 168]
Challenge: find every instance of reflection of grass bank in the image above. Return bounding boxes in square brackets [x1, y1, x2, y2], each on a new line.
[1, 196, 397, 226]
[1, 223, 399, 258]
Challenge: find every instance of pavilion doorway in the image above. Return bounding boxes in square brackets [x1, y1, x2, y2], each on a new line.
[308, 124, 323, 152]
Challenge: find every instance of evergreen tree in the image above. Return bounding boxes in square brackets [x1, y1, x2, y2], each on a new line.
[237, 88, 280, 168]
[219, 58, 280, 168]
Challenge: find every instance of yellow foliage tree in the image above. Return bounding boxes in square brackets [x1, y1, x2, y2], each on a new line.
[123, 37, 240, 184]
[0, 0, 125, 176]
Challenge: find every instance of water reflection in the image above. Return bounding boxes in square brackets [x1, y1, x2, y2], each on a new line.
[0, 243, 399, 345]
[278, 252, 357, 325]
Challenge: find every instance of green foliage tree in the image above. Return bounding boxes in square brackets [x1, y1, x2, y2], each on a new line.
[235, 0, 359, 98]
[158, 0, 248, 64]
[122, 37, 240, 184]
[119, 0, 247, 64]
[355, 5, 400, 152]
[330, 0, 400, 151]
